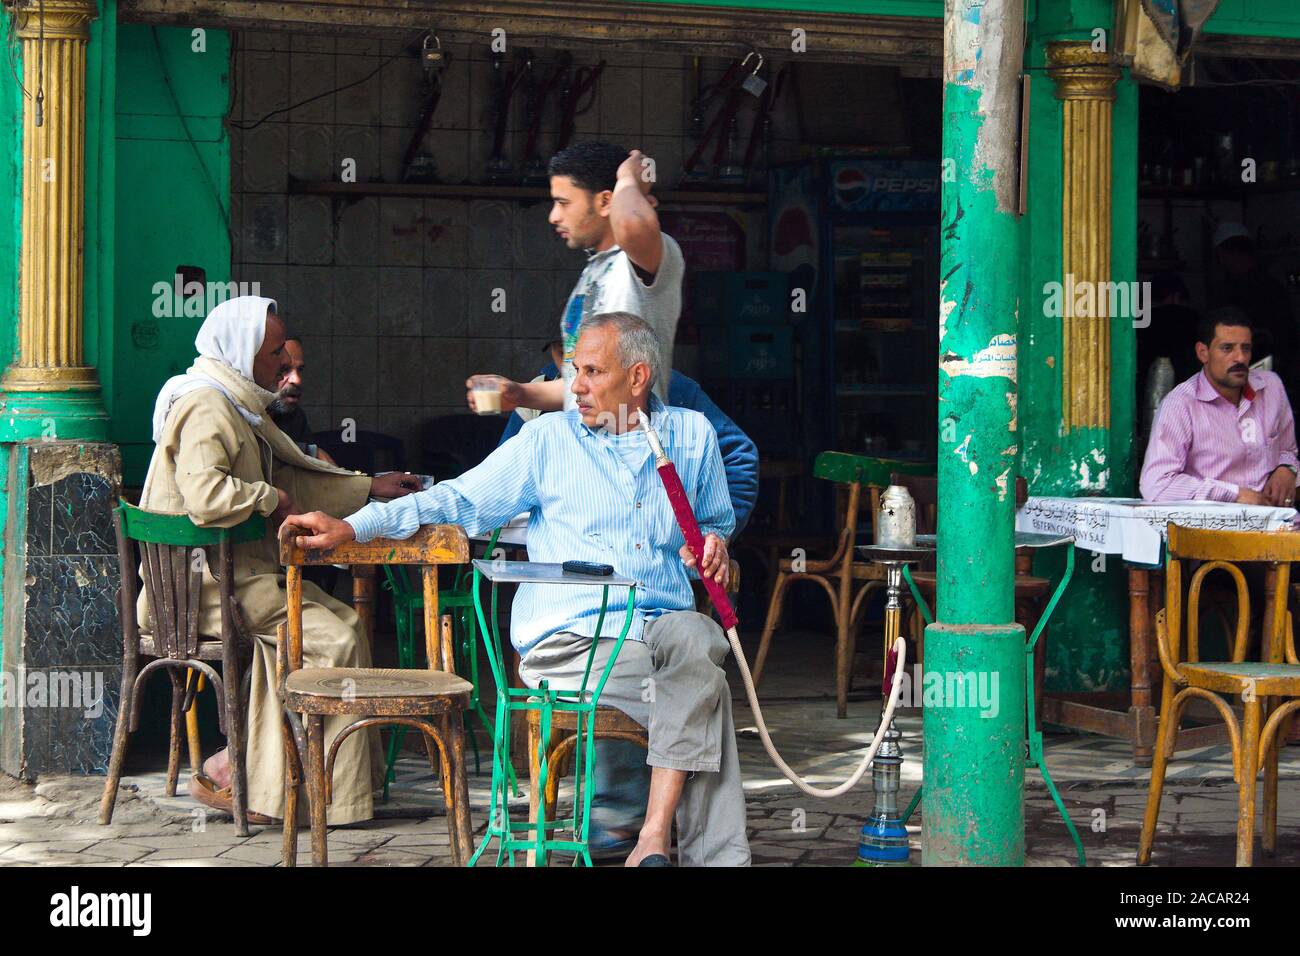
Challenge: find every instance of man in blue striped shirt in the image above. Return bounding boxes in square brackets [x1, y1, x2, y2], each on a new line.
[292, 313, 751, 866]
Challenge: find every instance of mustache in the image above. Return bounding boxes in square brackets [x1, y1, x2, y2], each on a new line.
[1228, 364, 1249, 373]
[277, 383, 303, 399]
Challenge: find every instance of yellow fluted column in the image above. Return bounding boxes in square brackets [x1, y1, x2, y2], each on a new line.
[2, 0, 100, 394]
[1048, 42, 1119, 432]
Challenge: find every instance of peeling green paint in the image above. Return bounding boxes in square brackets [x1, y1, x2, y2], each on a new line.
[927, 0, 1026, 867]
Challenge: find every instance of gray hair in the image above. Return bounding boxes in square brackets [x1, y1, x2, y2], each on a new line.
[575, 311, 661, 387]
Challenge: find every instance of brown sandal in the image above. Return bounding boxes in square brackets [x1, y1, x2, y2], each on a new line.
[189, 773, 276, 826]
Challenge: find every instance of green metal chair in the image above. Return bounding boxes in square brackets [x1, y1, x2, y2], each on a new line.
[901, 532, 1086, 866]
[379, 560, 493, 797]
[468, 558, 636, 867]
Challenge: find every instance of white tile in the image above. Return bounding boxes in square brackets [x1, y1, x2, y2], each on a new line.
[241, 122, 288, 193]
[379, 198, 425, 267]
[287, 195, 334, 265]
[642, 136, 684, 192]
[335, 197, 379, 266]
[422, 199, 469, 269]
[288, 123, 333, 183]
[467, 199, 514, 268]
[513, 210, 559, 270]
[423, 268, 468, 337]
[422, 337, 468, 406]
[285, 265, 335, 335]
[334, 266, 379, 329]
[380, 126, 414, 184]
[511, 336, 552, 382]
[331, 336, 378, 406]
[242, 31, 289, 53]
[242, 195, 288, 263]
[335, 54, 382, 127]
[340, 36, 382, 57]
[466, 337, 511, 379]
[238, 264, 286, 302]
[288, 51, 336, 124]
[335, 124, 381, 184]
[380, 56, 424, 127]
[468, 128, 511, 183]
[430, 60, 469, 130]
[523, 271, 564, 339]
[642, 68, 685, 137]
[466, 269, 517, 340]
[378, 336, 426, 405]
[422, 129, 469, 185]
[600, 66, 641, 137]
[291, 33, 335, 54]
[244, 50, 290, 123]
[377, 267, 424, 336]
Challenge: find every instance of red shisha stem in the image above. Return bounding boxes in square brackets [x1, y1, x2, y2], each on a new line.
[651, 455, 739, 631]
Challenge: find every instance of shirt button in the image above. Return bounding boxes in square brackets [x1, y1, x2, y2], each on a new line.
[636, 543, 642, 549]
[636, 502, 642, 509]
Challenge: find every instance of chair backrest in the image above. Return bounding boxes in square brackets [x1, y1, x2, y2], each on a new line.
[278, 522, 471, 679]
[114, 500, 266, 659]
[1162, 525, 1300, 672]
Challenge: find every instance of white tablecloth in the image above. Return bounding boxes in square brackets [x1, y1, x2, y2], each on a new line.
[1015, 496, 1297, 565]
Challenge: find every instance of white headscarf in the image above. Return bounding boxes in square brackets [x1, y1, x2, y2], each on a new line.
[151, 295, 279, 442]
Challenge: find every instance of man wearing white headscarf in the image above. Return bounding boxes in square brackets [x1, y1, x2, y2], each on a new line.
[137, 295, 417, 824]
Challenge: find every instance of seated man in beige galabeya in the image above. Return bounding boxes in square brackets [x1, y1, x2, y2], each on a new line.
[140, 295, 417, 824]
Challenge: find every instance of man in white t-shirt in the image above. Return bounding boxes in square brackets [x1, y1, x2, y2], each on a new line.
[464, 141, 686, 856]
[466, 141, 685, 415]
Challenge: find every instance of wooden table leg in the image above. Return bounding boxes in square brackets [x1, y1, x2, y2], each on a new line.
[1129, 566, 1157, 767]
[352, 564, 377, 646]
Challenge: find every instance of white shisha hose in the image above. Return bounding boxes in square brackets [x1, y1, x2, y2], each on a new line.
[727, 628, 907, 799]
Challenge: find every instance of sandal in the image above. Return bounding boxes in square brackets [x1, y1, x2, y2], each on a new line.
[189, 773, 276, 826]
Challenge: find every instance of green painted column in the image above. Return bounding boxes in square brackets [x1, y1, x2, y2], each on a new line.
[925, 0, 1026, 866]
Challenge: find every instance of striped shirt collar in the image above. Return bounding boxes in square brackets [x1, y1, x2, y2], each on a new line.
[571, 393, 667, 439]
[1193, 367, 1263, 404]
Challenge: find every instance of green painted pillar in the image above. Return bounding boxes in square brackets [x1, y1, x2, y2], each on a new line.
[925, 0, 1026, 866]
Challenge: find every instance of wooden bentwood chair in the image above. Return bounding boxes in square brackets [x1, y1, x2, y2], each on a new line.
[1138, 525, 1300, 867]
[753, 453, 932, 718]
[101, 501, 263, 835]
[278, 522, 475, 867]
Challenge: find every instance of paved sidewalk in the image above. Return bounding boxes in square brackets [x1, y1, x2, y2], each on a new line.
[1, 629, 1296, 867]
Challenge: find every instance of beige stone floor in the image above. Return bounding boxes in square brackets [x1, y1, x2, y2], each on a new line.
[2, 627, 1297, 867]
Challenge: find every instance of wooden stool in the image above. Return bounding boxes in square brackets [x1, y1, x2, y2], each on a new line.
[278, 523, 475, 867]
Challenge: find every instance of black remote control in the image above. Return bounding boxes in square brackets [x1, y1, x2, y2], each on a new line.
[563, 560, 614, 576]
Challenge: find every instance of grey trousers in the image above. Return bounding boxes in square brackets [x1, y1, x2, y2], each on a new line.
[519, 610, 751, 867]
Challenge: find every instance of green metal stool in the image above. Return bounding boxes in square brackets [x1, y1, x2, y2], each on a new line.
[379, 560, 494, 798]
[468, 559, 636, 867]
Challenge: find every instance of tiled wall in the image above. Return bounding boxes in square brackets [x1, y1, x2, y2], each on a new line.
[229, 32, 787, 469]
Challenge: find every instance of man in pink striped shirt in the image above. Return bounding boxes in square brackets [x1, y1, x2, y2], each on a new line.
[1141, 308, 1299, 506]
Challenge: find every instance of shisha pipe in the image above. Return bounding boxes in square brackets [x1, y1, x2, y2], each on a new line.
[641, 416, 906, 798]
